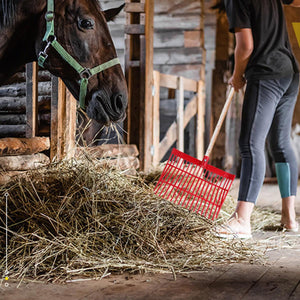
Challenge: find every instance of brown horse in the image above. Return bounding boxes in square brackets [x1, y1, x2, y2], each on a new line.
[0, 0, 128, 125]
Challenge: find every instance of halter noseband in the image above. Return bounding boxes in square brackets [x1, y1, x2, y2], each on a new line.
[38, 0, 120, 110]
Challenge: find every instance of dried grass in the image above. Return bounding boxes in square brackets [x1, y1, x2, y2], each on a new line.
[0, 158, 266, 283]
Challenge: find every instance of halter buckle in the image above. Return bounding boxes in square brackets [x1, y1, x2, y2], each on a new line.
[80, 68, 92, 79]
[45, 11, 54, 22]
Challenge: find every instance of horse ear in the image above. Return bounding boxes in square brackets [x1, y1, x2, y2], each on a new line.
[103, 4, 125, 22]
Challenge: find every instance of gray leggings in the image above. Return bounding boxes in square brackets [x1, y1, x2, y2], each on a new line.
[238, 73, 299, 204]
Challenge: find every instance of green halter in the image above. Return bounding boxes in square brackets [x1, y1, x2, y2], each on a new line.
[38, 0, 120, 110]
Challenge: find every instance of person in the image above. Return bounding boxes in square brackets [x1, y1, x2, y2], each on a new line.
[218, 0, 300, 239]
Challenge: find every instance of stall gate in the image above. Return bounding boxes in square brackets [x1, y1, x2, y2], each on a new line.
[151, 71, 205, 166]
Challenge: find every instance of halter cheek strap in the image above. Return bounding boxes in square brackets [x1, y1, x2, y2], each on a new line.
[38, 0, 120, 110]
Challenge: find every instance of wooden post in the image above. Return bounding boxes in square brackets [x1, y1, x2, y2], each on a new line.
[143, 0, 154, 170]
[176, 76, 184, 152]
[124, 0, 154, 171]
[211, 12, 230, 168]
[152, 70, 160, 166]
[50, 77, 76, 161]
[26, 62, 38, 138]
[196, 80, 205, 159]
[57, 78, 66, 160]
[64, 90, 77, 158]
[50, 75, 59, 161]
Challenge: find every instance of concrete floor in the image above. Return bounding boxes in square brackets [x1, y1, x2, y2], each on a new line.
[1, 179, 300, 300]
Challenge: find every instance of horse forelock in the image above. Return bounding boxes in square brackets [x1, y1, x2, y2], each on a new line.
[0, 0, 16, 28]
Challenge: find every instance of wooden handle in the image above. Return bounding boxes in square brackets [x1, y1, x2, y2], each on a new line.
[205, 87, 235, 158]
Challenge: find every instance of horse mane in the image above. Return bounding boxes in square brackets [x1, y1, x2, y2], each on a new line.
[0, 0, 106, 29]
[0, 0, 16, 28]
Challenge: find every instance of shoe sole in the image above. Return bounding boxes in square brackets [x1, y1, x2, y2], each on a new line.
[216, 232, 252, 240]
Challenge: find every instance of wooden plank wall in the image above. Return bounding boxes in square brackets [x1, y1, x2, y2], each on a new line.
[103, 0, 208, 167]
[104, 0, 204, 81]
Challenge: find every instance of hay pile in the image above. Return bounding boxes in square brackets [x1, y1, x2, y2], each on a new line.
[0, 159, 263, 283]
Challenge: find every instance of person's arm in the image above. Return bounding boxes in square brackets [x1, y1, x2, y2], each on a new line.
[229, 28, 253, 91]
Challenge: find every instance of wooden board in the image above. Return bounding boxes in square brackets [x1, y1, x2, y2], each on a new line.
[158, 95, 197, 161]
[76, 144, 139, 158]
[0, 153, 49, 171]
[0, 137, 50, 156]
[0, 171, 27, 185]
[26, 62, 38, 138]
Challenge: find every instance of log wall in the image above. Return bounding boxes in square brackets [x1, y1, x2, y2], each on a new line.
[0, 69, 51, 138]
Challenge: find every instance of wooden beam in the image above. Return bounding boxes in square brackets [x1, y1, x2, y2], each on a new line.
[152, 71, 160, 166]
[124, 24, 145, 35]
[55, 78, 66, 160]
[26, 62, 38, 138]
[159, 73, 198, 92]
[50, 76, 58, 161]
[76, 144, 139, 158]
[0, 137, 50, 156]
[0, 153, 49, 171]
[143, 0, 154, 170]
[64, 89, 77, 159]
[125, 3, 145, 13]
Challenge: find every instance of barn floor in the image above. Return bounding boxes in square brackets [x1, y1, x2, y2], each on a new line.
[1, 179, 300, 300]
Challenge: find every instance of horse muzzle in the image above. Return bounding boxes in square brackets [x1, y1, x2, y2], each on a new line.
[86, 90, 127, 125]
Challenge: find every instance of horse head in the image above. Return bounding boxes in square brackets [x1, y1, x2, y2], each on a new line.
[37, 0, 128, 125]
[0, 0, 128, 125]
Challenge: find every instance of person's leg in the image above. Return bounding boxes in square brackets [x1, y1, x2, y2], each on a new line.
[224, 78, 289, 235]
[281, 196, 297, 230]
[268, 73, 299, 230]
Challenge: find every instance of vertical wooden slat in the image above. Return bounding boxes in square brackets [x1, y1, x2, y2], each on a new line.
[26, 62, 38, 138]
[152, 71, 160, 166]
[196, 80, 205, 159]
[143, 0, 154, 170]
[50, 76, 59, 161]
[176, 76, 184, 152]
[65, 90, 77, 159]
[58, 79, 66, 160]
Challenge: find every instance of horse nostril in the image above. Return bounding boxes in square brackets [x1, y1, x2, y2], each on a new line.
[114, 94, 124, 112]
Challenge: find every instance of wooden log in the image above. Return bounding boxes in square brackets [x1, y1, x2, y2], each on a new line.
[0, 114, 26, 125]
[76, 144, 139, 159]
[0, 171, 27, 185]
[0, 81, 51, 97]
[4, 70, 51, 85]
[0, 137, 50, 156]
[96, 156, 140, 172]
[0, 153, 50, 171]
[0, 96, 50, 113]
[0, 125, 26, 138]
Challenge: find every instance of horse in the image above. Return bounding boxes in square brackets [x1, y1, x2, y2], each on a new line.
[0, 0, 128, 125]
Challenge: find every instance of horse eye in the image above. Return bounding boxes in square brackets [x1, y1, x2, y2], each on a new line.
[78, 19, 94, 30]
